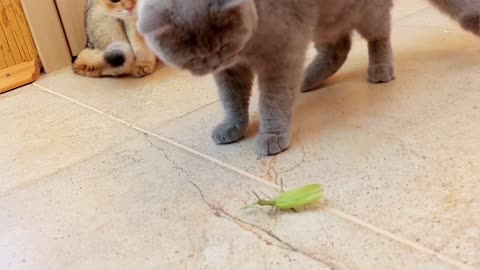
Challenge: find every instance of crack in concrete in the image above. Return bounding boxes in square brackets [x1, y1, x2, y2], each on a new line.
[36, 84, 477, 270]
[277, 135, 308, 175]
[145, 134, 342, 269]
[161, 100, 218, 125]
[186, 179, 344, 270]
[146, 136, 188, 174]
[261, 135, 308, 184]
[263, 156, 279, 184]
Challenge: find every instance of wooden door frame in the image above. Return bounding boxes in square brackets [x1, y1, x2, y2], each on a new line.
[20, 0, 71, 73]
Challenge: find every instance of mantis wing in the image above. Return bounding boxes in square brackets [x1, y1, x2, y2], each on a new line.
[274, 184, 323, 209]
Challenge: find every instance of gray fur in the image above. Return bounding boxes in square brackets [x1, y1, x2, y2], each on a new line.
[429, 0, 480, 35]
[138, 0, 478, 155]
[212, 64, 253, 144]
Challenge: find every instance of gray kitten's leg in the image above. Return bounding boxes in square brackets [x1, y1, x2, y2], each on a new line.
[366, 38, 395, 83]
[256, 60, 303, 155]
[301, 35, 352, 92]
[357, 9, 395, 83]
[212, 64, 254, 144]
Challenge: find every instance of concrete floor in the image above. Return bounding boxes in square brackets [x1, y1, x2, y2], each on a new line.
[1, 1, 479, 269]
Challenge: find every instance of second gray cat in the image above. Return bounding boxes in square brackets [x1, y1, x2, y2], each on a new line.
[138, 0, 478, 155]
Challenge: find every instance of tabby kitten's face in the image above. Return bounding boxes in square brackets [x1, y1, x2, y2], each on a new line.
[98, 0, 137, 18]
[137, 0, 258, 75]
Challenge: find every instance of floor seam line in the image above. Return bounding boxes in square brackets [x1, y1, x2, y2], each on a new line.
[394, 6, 430, 21]
[1, 137, 134, 198]
[393, 26, 465, 34]
[33, 82, 473, 270]
[392, 7, 428, 21]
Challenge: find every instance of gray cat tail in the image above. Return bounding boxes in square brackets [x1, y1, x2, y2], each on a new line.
[428, 0, 480, 35]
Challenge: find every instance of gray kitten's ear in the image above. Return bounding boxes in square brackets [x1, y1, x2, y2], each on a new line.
[215, 0, 245, 11]
[138, 20, 173, 37]
[137, 7, 173, 35]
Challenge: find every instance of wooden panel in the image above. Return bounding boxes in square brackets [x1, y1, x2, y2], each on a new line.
[0, 0, 39, 91]
[0, 44, 7, 69]
[0, 0, 23, 64]
[20, 0, 71, 73]
[8, 0, 37, 59]
[2, 0, 26, 61]
[55, 0, 87, 56]
[0, 59, 40, 93]
[0, 0, 37, 69]
[0, 22, 16, 68]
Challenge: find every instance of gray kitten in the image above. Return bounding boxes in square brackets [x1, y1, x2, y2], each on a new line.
[138, 0, 477, 155]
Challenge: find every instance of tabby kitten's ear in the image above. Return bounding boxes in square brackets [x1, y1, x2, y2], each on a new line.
[215, 0, 245, 11]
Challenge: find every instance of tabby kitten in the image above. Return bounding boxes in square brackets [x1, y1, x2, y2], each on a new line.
[73, 0, 157, 78]
[138, 0, 477, 155]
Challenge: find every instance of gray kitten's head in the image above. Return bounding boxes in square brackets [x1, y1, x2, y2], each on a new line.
[137, 0, 257, 75]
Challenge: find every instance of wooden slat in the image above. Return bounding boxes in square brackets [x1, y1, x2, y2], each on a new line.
[1, 0, 28, 61]
[0, 0, 23, 64]
[9, 0, 36, 60]
[3, 0, 36, 61]
[0, 0, 37, 70]
[0, 17, 17, 67]
[0, 25, 8, 68]
[0, 50, 7, 69]
[0, 60, 40, 93]
[0, 52, 7, 69]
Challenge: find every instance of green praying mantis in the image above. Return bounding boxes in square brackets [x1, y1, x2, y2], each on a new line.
[243, 183, 323, 212]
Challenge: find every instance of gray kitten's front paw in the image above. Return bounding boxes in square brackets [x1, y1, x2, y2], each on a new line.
[368, 64, 395, 83]
[257, 131, 291, 156]
[212, 121, 248, 144]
